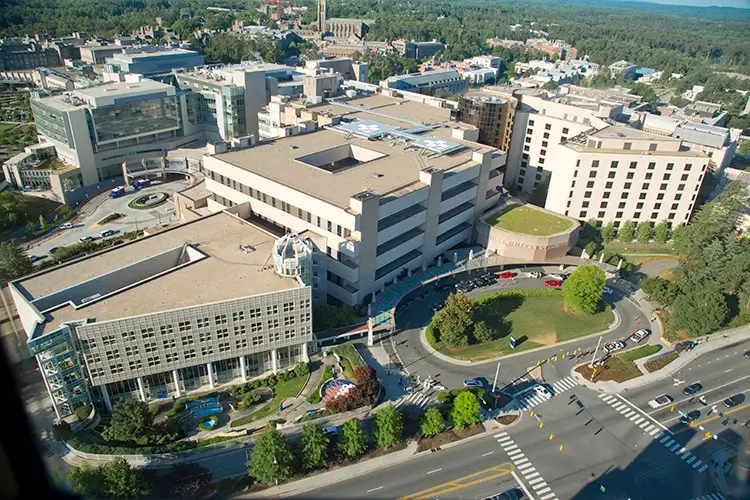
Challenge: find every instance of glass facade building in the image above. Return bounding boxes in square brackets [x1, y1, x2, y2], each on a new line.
[89, 96, 181, 143]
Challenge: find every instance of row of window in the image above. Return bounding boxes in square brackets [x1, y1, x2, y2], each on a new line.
[578, 159, 698, 172]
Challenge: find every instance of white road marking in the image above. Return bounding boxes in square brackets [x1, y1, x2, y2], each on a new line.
[614, 394, 672, 433]
[481, 451, 494, 457]
[528, 476, 545, 485]
[525, 472, 541, 480]
[426, 468, 442, 475]
[367, 486, 383, 493]
[511, 471, 537, 500]
[725, 369, 732, 373]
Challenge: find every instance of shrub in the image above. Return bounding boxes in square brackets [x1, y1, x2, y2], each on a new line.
[436, 391, 453, 404]
[243, 392, 262, 407]
[584, 240, 598, 257]
[473, 320, 495, 343]
[74, 404, 93, 421]
[425, 323, 439, 344]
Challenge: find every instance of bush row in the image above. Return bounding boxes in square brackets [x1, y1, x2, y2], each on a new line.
[53, 421, 196, 456]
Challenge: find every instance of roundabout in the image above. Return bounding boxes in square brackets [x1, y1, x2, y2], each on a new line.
[127, 191, 169, 210]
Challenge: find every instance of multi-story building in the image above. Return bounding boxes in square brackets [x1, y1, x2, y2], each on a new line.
[463, 67, 497, 85]
[29, 78, 200, 188]
[321, 41, 392, 58]
[0, 40, 61, 71]
[79, 45, 125, 64]
[451, 90, 516, 153]
[546, 127, 708, 227]
[382, 69, 469, 96]
[325, 18, 371, 39]
[105, 47, 204, 76]
[608, 60, 638, 80]
[201, 94, 506, 306]
[9, 210, 315, 419]
[305, 58, 369, 82]
[525, 38, 578, 61]
[392, 40, 446, 61]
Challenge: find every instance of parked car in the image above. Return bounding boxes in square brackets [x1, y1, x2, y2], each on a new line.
[79, 235, 95, 242]
[497, 271, 514, 279]
[604, 341, 626, 353]
[59, 222, 73, 230]
[99, 229, 119, 238]
[48, 247, 59, 254]
[463, 378, 484, 388]
[533, 385, 553, 400]
[322, 426, 338, 436]
[526, 271, 542, 279]
[724, 394, 745, 408]
[681, 410, 701, 424]
[744, 350, 750, 359]
[547, 273, 565, 281]
[648, 394, 674, 409]
[494, 488, 526, 500]
[27, 255, 45, 263]
[544, 279, 562, 288]
[629, 329, 651, 343]
[602, 286, 614, 295]
[682, 383, 703, 396]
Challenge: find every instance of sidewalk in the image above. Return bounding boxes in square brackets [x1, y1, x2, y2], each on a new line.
[575, 325, 750, 393]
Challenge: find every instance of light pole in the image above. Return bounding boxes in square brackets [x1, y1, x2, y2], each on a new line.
[589, 336, 603, 368]
[492, 361, 501, 394]
[273, 454, 278, 485]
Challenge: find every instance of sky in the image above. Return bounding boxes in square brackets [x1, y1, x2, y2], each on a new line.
[617, 0, 750, 7]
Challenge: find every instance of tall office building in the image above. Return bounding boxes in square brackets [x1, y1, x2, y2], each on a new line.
[451, 91, 516, 153]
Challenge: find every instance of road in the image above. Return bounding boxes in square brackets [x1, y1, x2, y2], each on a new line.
[390, 267, 651, 394]
[24, 179, 191, 260]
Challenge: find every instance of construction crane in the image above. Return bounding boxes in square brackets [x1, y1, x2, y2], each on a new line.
[261, 0, 292, 22]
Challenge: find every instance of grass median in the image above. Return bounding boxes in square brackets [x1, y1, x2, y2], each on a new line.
[431, 291, 613, 362]
[229, 375, 307, 428]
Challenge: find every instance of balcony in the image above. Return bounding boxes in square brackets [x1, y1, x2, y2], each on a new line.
[377, 206, 428, 246]
[375, 249, 423, 281]
[376, 229, 424, 270]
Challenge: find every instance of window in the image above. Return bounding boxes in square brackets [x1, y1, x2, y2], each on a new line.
[197, 317, 209, 329]
[178, 321, 192, 332]
[681, 174, 689, 181]
[582, 201, 590, 208]
[624, 182, 632, 189]
[129, 360, 142, 371]
[181, 336, 194, 346]
[542, 141, 548, 148]
[648, 162, 656, 170]
[525, 136, 531, 144]
[603, 192, 610, 199]
[639, 192, 647, 200]
[642, 183, 650, 190]
[251, 335, 263, 346]
[634, 212, 641, 219]
[284, 316, 296, 326]
[234, 325, 246, 335]
[600, 202, 608, 209]
[537, 166, 543, 172]
[125, 346, 138, 357]
[606, 181, 613, 189]
[663, 173, 671, 180]
[524, 145, 530, 152]
[598, 211, 605, 218]
[563, 127, 569, 134]
[584, 191, 592, 199]
[121, 331, 135, 342]
[233, 311, 245, 322]
[645, 173, 653, 180]
[618, 202, 626, 209]
[626, 172, 634, 179]
[543, 132, 550, 139]
[268, 318, 279, 329]
[678, 184, 685, 191]
[250, 322, 262, 333]
[636, 202, 644, 209]
[236, 338, 248, 349]
[616, 211, 623, 219]
[539, 158, 545, 164]
[140, 329, 154, 340]
[657, 193, 664, 200]
[529, 120, 535, 126]
[216, 328, 229, 340]
[621, 192, 629, 199]
[684, 164, 692, 171]
[540, 149, 547, 157]
[660, 183, 668, 191]
[608, 171, 616, 179]
[545, 123, 551, 130]
[526, 128, 533, 135]
[267, 305, 278, 315]
[649, 143, 658, 151]
[587, 181, 595, 188]
[199, 332, 212, 343]
[610, 161, 619, 169]
[591, 160, 600, 168]
[184, 349, 197, 360]
[283, 302, 295, 313]
[671, 203, 679, 210]
[654, 203, 661, 209]
[675, 194, 682, 201]
[165, 352, 179, 363]
[668, 213, 676, 220]
[105, 350, 120, 361]
[163, 339, 176, 349]
[579, 211, 587, 218]
[144, 342, 157, 353]
[666, 163, 674, 171]
[215, 314, 227, 325]
[218, 342, 231, 353]
[623, 142, 632, 150]
[200, 346, 213, 356]
[651, 212, 658, 219]
[629, 161, 637, 169]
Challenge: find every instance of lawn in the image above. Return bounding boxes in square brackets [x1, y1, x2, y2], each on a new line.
[432, 293, 613, 362]
[575, 356, 642, 383]
[644, 353, 679, 372]
[229, 375, 307, 428]
[331, 343, 364, 381]
[0, 123, 17, 134]
[619, 345, 661, 362]
[485, 205, 574, 236]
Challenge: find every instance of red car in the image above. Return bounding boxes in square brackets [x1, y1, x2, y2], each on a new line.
[544, 279, 562, 287]
[497, 271, 515, 279]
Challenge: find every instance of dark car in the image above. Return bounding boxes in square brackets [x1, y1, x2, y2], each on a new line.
[745, 350, 750, 359]
[48, 247, 59, 254]
[491, 488, 526, 500]
[683, 383, 703, 396]
[724, 394, 745, 408]
[432, 301, 444, 313]
[681, 410, 701, 424]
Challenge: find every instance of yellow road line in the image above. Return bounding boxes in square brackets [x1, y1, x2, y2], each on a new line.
[673, 401, 750, 435]
[398, 463, 514, 500]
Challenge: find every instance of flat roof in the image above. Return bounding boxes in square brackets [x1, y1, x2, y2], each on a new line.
[211, 95, 490, 208]
[112, 48, 199, 61]
[17, 212, 301, 333]
[486, 204, 575, 236]
[75, 79, 173, 100]
[589, 126, 681, 141]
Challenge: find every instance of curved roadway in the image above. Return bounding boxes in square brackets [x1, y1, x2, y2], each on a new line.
[389, 265, 651, 393]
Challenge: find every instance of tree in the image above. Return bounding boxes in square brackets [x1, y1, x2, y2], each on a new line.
[312, 304, 357, 332]
[38, 214, 46, 232]
[353, 365, 378, 406]
[638, 276, 679, 305]
[562, 265, 606, 315]
[154, 464, 215, 498]
[542, 80, 558, 90]
[373, 405, 403, 448]
[435, 292, 474, 347]
[653, 220, 670, 244]
[0, 242, 32, 279]
[300, 424, 330, 470]
[248, 429, 295, 485]
[671, 222, 686, 243]
[420, 407, 446, 437]
[70, 458, 150, 498]
[601, 222, 616, 243]
[670, 289, 729, 337]
[636, 221, 652, 244]
[69, 463, 105, 497]
[472, 320, 495, 343]
[102, 400, 153, 445]
[337, 419, 368, 459]
[450, 390, 482, 429]
[581, 218, 599, 243]
[618, 220, 636, 243]
[584, 240, 598, 257]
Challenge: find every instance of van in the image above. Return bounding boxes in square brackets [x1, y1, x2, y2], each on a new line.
[99, 229, 118, 238]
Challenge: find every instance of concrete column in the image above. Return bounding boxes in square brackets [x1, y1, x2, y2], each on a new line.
[136, 377, 146, 402]
[367, 317, 374, 347]
[239, 355, 247, 382]
[302, 342, 309, 363]
[101, 383, 113, 412]
[172, 370, 181, 397]
[207, 362, 215, 389]
[271, 349, 278, 374]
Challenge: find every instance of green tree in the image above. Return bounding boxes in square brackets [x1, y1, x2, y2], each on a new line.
[69, 463, 105, 497]
[670, 289, 729, 337]
[0, 241, 32, 279]
[472, 320, 495, 343]
[101, 458, 151, 498]
[450, 390, 482, 429]
[312, 304, 357, 331]
[562, 265, 606, 315]
[638, 276, 679, 305]
[542, 80, 558, 90]
[337, 419, 368, 459]
[584, 240, 598, 257]
[581, 218, 599, 243]
[101, 400, 154, 445]
[435, 292, 474, 347]
[653, 220, 670, 244]
[601, 222, 616, 243]
[38, 214, 47, 232]
[248, 429, 295, 485]
[373, 405, 403, 448]
[300, 423, 330, 470]
[636, 221, 652, 244]
[420, 407, 446, 437]
[618, 220, 636, 243]
[671, 222, 686, 243]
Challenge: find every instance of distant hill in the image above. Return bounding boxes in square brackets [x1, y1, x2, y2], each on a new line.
[539, 0, 750, 21]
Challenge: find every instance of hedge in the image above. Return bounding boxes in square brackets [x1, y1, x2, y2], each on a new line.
[228, 362, 309, 399]
[53, 421, 195, 456]
[425, 323, 439, 344]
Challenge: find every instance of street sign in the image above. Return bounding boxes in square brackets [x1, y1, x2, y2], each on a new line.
[510, 336, 517, 349]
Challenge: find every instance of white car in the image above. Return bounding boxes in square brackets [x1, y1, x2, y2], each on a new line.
[526, 271, 543, 279]
[547, 273, 565, 281]
[648, 394, 674, 409]
[463, 378, 484, 388]
[79, 235, 95, 242]
[602, 287, 613, 295]
[629, 329, 651, 343]
[59, 222, 73, 230]
[604, 341, 626, 353]
[533, 385, 553, 400]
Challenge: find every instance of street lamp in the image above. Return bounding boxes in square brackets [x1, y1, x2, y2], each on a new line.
[273, 454, 278, 485]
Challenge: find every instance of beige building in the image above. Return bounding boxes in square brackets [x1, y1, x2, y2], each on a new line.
[201, 94, 506, 306]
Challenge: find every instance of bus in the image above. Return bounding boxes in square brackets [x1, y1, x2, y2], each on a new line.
[109, 186, 125, 198]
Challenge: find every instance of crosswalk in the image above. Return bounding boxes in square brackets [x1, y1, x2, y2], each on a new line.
[690, 493, 725, 500]
[495, 431, 558, 500]
[598, 394, 709, 473]
[514, 376, 578, 410]
[394, 391, 437, 410]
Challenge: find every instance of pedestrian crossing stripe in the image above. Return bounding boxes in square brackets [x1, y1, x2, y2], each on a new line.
[690, 493, 725, 500]
[514, 376, 577, 410]
[494, 432, 559, 500]
[597, 394, 707, 473]
[393, 391, 437, 409]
